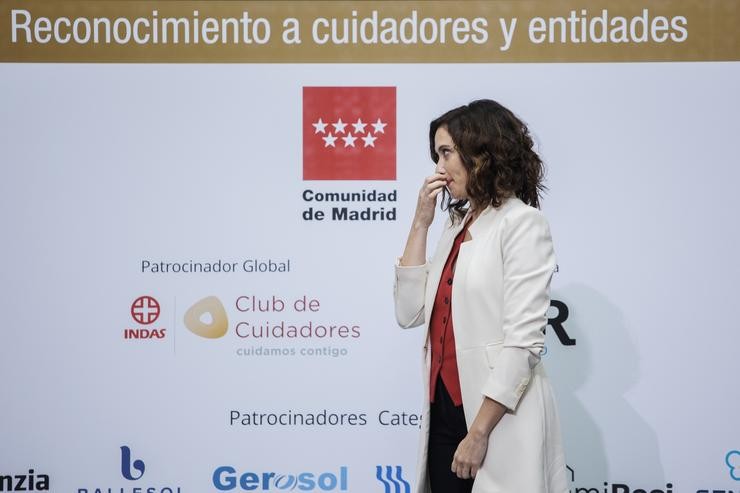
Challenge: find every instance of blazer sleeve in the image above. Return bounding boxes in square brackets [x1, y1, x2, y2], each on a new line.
[480, 206, 556, 411]
[393, 260, 428, 329]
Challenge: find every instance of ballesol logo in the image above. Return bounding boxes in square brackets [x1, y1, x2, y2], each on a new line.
[124, 296, 166, 341]
[0, 469, 49, 491]
[213, 466, 348, 491]
[77, 445, 182, 493]
[120, 445, 145, 480]
[375, 466, 409, 493]
[184, 296, 229, 339]
[303, 86, 396, 180]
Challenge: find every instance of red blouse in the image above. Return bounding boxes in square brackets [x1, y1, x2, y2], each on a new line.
[429, 220, 471, 406]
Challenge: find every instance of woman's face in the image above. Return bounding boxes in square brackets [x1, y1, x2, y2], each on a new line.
[434, 126, 469, 200]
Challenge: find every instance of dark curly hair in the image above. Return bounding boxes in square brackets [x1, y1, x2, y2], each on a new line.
[429, 99, 546, 222]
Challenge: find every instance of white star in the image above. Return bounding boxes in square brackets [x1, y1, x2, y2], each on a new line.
[332, 118, 347, 134]
[312, 118, 327, 134]
[371, 118, 387, 134]
[342, 134, 357, 148]
[362, 134, 377, 147]
[352, 119, 367, 134]
[322, 133, 337, 147]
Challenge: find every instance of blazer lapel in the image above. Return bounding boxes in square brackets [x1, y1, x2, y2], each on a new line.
[453, 206, 490, 287]
[453, 199, 518, 286]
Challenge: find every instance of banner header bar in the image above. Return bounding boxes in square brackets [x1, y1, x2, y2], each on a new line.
[1, 0, 738, 63]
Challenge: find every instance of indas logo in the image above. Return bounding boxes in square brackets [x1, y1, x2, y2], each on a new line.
[124, 295, 166, 341]
[375, 465, 409, 493]
[303, 87, 396, 180]
[131, 296, 160, 325]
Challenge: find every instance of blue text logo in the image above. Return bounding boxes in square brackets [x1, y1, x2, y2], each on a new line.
[213, 466, 348, 491]
[375, 466, 410, 493]
[120, 445, 145, 481]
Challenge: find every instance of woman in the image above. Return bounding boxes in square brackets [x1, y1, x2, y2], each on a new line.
[394, 99, 568, 493]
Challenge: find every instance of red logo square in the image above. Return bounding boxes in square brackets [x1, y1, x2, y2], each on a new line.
[303, 87, 396, 180]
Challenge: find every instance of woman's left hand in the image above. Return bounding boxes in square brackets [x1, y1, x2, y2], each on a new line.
[451, 431, 489, 479]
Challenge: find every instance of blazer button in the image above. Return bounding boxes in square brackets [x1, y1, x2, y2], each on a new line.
[447, 278, 452, 285]
[444, 297, 449, 304]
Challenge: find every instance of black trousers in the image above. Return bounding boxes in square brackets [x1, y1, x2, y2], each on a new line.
[428, 377, 474, 493]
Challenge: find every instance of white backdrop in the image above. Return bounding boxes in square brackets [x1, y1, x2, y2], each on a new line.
[1, 62, 739, 493]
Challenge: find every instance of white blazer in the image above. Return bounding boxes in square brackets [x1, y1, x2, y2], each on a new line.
[394, 197, 568, 493]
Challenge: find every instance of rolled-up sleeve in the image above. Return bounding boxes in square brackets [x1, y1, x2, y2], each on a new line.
[480, 207, 556, 411]
[393, 260, 428, 329]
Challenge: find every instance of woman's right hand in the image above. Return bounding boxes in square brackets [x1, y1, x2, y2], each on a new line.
[399, 171, 448, 267]
[413, 172, 448, 229]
